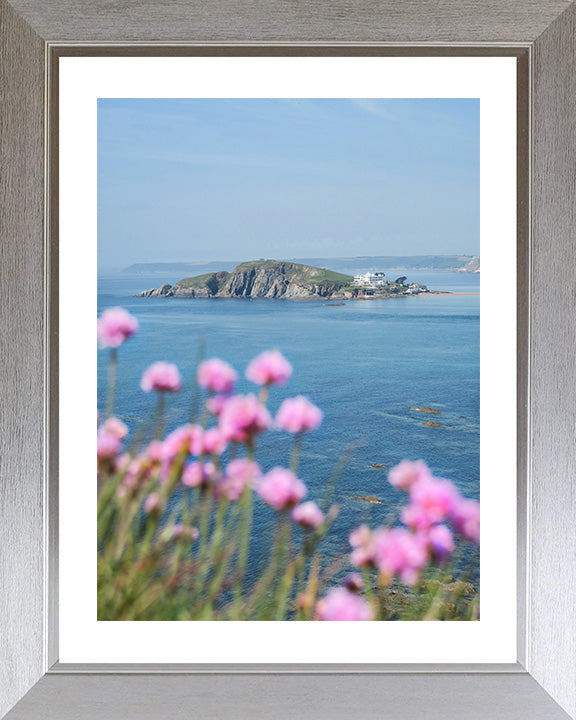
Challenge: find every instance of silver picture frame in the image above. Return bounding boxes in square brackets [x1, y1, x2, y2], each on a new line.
[1, 1, 575, 717]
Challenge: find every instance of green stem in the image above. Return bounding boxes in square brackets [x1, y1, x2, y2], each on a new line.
[290, 433, 303, 474]
[155, 391, 165, 439]
[106, 348, 118, 418]
[274, 516, 293, 620]
[201, 499, 232, 611]
[363, 567, 376, 616]
[192, 491, 212, 600]
[233, 487, 253, 607]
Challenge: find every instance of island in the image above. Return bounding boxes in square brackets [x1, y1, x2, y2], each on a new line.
[135, 259, 433, 300]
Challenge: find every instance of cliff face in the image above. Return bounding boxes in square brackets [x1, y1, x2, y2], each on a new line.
[457, 255, 480, 273]
[136, 261, 353, 299]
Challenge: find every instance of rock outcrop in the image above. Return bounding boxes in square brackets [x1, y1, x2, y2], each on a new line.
[135, 259, 432, 301]
[135, 261, 353, 299]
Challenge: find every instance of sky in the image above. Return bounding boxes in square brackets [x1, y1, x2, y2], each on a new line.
[97, 98, 479, 272]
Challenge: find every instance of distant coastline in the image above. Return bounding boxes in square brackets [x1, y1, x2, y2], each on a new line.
[124, 254, 480, 277]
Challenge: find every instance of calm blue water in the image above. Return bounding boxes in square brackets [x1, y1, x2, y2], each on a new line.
[98, 270, 480, 576]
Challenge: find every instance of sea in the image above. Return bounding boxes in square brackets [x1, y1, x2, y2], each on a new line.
[97, 270, 480, 580]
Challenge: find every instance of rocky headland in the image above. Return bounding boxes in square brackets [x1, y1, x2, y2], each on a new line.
[135, 260, 432, 300]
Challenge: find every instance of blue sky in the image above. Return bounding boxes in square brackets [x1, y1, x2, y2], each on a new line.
[98, 98, 479, 272]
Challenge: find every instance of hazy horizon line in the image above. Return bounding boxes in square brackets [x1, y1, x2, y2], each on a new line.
[97, 252, 480, 276]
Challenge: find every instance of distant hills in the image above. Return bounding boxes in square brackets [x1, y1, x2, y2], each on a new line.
[123, 254, 480, 277]
[285, 255, 479, 275]
[123, 261, 238, 276]
[457, 256, 480, 273]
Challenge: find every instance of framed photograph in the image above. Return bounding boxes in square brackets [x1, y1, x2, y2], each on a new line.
[1, 2, 575, 719]
[63, 54, 511, 663]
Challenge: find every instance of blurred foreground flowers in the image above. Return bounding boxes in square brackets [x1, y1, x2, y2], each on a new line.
[97, 307, 479, 621]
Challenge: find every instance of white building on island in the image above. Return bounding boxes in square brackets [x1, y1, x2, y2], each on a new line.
[353, 271, 387, 287]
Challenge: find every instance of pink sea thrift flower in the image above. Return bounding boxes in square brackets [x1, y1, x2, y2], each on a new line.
[145, 440, 164, 464]
[427, 524, 455, 562]
[121, 458, 143, 490]
[159, 425, 204, 483]
[409, 477, 460, 525]
[257, 467, 307, 510]
[188, 425, 205, 456]
[344, 573, 364, 593]
[141, 362, 182, 393]
[171, 524, 199, 541]
[101, 417, 128, 441]
[97, 428, 121, 461]
[246, 350, 292, 387]
[373, 527, 428, 585]
[451, 498, 480, 543]
[162, 425, 201, 462]
[144, 493, 160, 515]
[219, 393, 272, 443]
[292, 501, 324, 530]
[115, 452, 131, 473]
[197, 358, 238, 394]
[401, 503, 436, 532]
[182, 461, 219, 489]
[316, 588, 374, 621]
[388, 459, 432, 491]
[97, 307, 138, 348]
[206, 394, 229, 417]
[275, 396, 323, 434]
[202, 427, 228, 456]
[349, 524, 377, 568]
[219, 459, 261, 501]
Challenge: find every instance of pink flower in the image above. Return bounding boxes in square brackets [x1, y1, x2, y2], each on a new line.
[219, 393, 272, 443]
[97, 429, 121, 461]
[202, 427, 228, 456]
[115, 452, 131, 472]
[427, 524, 455, 562]
[171, 524, 199, 541]
[122, 459, 143, 489]
[275, 396, 323, 434]
[219, 459, 261, 501]
[182, 461, 219, 489]
[116, 484, 129, 500]
[141, 362, 182, 393]
[451, 498, 480, 543]
[144, 493, 160, 515]
[401, 503, 435, 532]
[257, 467, 307, 510]
[316, 588, 374, 621]
[292, 501, 324, 530]
[197, 358, 238, 394]
[188, 425, 205, 456]
[97, 307, 138, 348]
[145, 440, 164, 464]
[344, 573, 364, 593]
[246, 350, 292, 386]
[349, 524, 377, 568]
[101, 417, 128, 441]
[388, 459, 432, 491]
[373, 527, 428, 585]
[206, 394, 229, 417]
[162, 425, 201, 462]
[409, 477, 460, 525]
